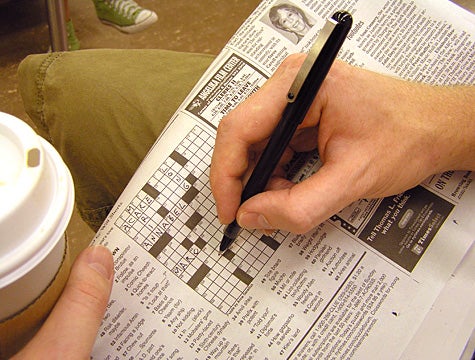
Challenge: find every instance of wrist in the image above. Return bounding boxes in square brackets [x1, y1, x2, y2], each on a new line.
[427, 85, 475, 173]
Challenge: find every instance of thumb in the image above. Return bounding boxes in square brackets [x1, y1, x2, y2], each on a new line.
[14, 245, 114, 359]
[237, 163, 357, 234]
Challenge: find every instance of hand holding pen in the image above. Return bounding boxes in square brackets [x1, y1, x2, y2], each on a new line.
[210, 12, 475, 248]
[212, 11, 353, 251]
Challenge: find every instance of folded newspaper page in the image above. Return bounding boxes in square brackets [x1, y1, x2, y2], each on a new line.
[91, 0, 475, 358]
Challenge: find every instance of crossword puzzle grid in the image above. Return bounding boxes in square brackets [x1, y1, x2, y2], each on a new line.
[115, 126, 283, 313]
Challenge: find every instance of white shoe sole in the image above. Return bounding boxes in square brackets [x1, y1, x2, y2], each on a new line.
[101, 11, 158, 34]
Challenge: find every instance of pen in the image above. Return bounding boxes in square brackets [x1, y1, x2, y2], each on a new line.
[219, 10, 353, 252]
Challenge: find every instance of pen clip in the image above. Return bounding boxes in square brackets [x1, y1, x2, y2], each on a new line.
[287, 18, 338, 103]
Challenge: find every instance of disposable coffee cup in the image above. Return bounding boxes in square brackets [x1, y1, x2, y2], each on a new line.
[0, 112, 74, 355]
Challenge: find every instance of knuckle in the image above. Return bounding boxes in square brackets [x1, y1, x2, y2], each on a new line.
[216, 112, 236, 139]
[291, 215, 315, 234]
[281, 53, 306, 68]
[293, 205, 318, 234]
[276, 196, 316, 234]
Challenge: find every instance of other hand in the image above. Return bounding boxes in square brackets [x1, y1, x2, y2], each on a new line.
[13, 245, 114, 359]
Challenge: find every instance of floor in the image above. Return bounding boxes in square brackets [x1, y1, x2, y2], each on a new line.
[0, 0, 474, 260]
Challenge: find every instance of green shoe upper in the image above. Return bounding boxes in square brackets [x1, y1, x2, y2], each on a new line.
[93, 0, 146, 26]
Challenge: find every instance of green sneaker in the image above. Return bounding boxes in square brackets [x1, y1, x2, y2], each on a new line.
[66, 20, 80, 51]
[93, 0, 158, 34]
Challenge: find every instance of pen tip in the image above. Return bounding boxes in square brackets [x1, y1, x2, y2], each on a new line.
[219, 234, 232, 252]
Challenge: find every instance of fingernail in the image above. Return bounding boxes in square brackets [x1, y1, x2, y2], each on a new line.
[263, 229, 275, 236]
[238, 212, 271, 230]
[86, 246, 114, 281]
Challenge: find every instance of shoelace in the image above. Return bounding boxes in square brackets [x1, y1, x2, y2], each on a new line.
[105, 0, 142, 18]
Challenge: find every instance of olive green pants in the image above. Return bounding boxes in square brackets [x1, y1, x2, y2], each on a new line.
[18, 49, 215, 231]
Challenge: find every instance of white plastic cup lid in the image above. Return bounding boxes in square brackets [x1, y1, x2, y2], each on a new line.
[0, 112, 74, 289]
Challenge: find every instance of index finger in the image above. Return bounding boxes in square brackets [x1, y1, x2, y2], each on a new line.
[210, 54, 306, 224]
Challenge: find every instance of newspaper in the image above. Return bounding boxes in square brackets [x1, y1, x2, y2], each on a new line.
[90, 0, 475, 359]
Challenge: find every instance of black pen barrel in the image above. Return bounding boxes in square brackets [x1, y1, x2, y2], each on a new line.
[240, 11, 352, 204]
[240, 103, 301, 203]
[220, 11, 352, 250]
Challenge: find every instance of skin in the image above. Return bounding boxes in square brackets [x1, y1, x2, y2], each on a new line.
[12, 55, 474, 357]
[12, 246, 114, 359]
[210, 54, 475, 234]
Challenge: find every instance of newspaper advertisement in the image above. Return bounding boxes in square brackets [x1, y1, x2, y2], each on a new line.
[91, 0, 475, 358]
